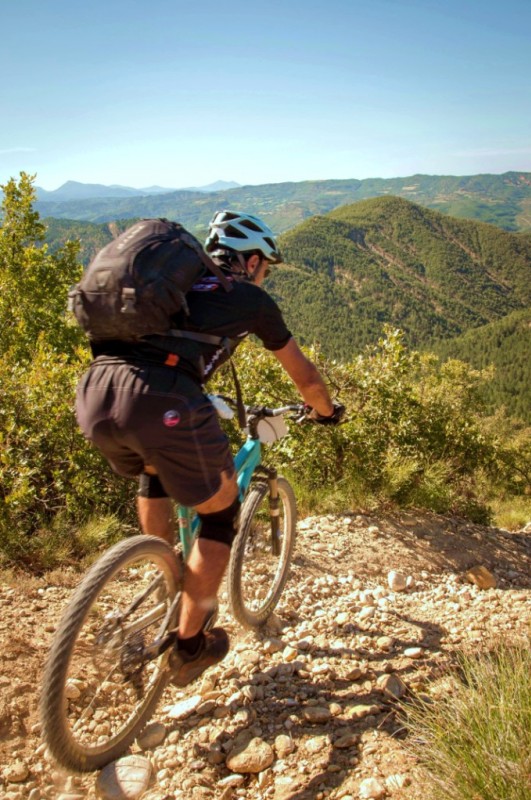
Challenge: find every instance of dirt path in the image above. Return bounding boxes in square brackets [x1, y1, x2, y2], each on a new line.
[0, 511, 529, 800]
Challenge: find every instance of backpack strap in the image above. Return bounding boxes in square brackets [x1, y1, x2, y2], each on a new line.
[164, 329, 247, 428]
[165, 329, 227, 347]
[179, 231, 233, 293]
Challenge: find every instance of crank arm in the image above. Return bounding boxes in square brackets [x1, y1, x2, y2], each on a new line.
[142, 630, 178, 661]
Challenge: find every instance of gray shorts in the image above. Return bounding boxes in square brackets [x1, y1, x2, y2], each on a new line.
[76, 360, 234, 507]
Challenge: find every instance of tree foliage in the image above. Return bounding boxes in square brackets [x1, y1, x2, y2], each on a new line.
[0, 174, 136, 567]
[0, 172, 83, 359]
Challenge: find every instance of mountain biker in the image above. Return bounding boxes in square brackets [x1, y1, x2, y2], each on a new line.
[76, 209, 344, 686]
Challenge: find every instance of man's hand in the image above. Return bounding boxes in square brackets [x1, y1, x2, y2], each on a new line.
[307, 402, 346, 425]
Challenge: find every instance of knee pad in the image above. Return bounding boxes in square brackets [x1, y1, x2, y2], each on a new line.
[198, 497, 241, 548]
[137, 472, 169, 499]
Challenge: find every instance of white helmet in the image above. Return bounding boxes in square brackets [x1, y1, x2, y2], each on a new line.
[205, 210, 282, 264]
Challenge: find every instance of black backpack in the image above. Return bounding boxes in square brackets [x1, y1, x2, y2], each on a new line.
[69, 218, 232, 341]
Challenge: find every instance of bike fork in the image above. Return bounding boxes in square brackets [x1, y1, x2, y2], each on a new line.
[267, 469, 281, 556]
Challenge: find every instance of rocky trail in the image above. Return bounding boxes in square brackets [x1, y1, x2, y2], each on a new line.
[0, 511, 530, 800]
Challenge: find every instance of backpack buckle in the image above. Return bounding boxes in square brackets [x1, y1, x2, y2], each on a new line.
[121, 287, 136, 314]
[67, 287, 77, 313]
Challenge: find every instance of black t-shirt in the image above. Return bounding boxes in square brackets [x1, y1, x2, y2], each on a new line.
[90, 277, 292, 383]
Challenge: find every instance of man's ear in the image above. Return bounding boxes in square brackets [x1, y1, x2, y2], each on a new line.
[245, 254, 261, 278]
[246, 254, 260, 272]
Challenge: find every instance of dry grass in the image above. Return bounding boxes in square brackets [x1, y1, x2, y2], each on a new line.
[405, 640, 531, 800]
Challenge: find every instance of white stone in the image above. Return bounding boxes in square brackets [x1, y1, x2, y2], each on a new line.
[57, 795, 85, 800]
[96, 755, 152, 800]
[305, 736, 328, 754]
[283, 645, 298, 662]
[387, 571, 407, 592]
[166, 695, 202, 719]
[4, 762, 29, 783]
[64, 680, 82, 700]
[218, 774, 246, 787]
[359, 777, 386, 799]
[274, 734, 295, 758]
[386, 773, 410, 790]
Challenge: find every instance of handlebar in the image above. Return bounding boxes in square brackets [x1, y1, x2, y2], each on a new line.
[210, 395, 345, 427]
[214, 395, 307, 421]
[246, 403, 306, 419]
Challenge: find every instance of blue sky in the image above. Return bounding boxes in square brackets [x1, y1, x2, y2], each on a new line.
[1, 0, 530, 190]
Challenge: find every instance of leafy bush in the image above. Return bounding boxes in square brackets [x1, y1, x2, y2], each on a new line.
[0, 175, 137, 567]
[212, 329, 530, 523]
[0, 343, 137, 568]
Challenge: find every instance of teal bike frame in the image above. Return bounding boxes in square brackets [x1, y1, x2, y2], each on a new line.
[175, 398, 305, 561]
[176, 435, 262, 561]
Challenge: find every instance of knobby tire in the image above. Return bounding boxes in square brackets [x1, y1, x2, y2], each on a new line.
[228, 476, 297, 629]
[41, 535, 181, 772]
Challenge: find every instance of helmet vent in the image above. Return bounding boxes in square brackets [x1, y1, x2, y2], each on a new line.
[240, 219, 263, 232]
[225, 224, 247, 239]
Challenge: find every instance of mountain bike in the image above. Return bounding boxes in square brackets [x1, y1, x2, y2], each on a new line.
[41, 399, 304, 772]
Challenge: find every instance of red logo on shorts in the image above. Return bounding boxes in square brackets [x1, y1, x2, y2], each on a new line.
[163, 410, 181, 427]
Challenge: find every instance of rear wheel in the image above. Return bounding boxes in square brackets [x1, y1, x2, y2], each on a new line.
[228, 477, 297, 629]
[41, 535, 181, 772]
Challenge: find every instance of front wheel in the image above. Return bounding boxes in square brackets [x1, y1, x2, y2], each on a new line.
[41, 535, 181, 772]
[228, 476, 297, 629]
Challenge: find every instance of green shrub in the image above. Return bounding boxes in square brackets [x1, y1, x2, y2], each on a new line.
[0, 175, 137, 566]
[0, 344, 137, 567]
[212, 329, 529, 524]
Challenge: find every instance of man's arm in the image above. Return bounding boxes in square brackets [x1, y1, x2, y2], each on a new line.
[273, 338, 334, 417]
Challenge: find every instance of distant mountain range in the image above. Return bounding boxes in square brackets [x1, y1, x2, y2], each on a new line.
[35, 180, 241, 201]
[34, 172, 531, 233]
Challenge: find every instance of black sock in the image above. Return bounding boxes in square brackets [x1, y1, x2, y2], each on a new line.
[177, 631, 204, 657]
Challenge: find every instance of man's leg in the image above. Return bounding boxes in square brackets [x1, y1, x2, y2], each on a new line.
[178, 470, 238, 639]
[167, 470, 238, 686]
[137, 467, 237, 638]
[137, 470, 175, 545]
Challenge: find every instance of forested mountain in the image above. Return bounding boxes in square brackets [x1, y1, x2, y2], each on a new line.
[44, 218, 131, 265]
[431, 308, 531, 423]
[268, 197, 530, 357]
[35, 171, 531, 232]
